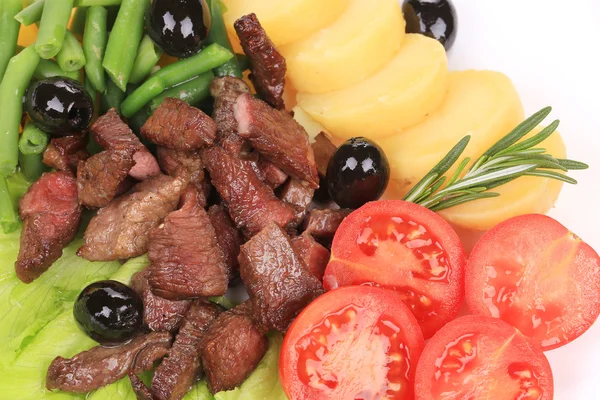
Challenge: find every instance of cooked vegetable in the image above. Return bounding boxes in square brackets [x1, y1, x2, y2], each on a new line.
[326, 137, 389, 209]
[280, 286, 425, 399]
[102, 0, 149, 91]
[0, 0, 22, 82]
[25, 77, 93, 135]
[19, 123, 49, 155]
[0, 177, 18, 234]
[120, 43, 233, 117]
[83, 6, 108, 92]
[466, 214, 600, 351]
[403, 0, 457, 50]
[415, 315, 553, 399]
[75, 0, 122, 5]
[100, 74, 126, 114]
[69, 6, 87, 37]
[18, 152, 45, 181]
[35, 0, 73, 59]
[14, 0, 43, 26]
[34, 58, 81, 80]
[148, 71, 213, 110]
[0, 46, 40, 176]
[206, 0, 241, 78]
[128, 34, 162, 84]
[56, 30, 86, 72]
[74, 280, 144, 345]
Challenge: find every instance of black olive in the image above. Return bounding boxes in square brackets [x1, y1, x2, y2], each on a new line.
[25, 77, 93, 135]
[326, 137, 390, 209]
[74, 280, 144, 346]
[403, 0, 457, 50]
[146, 0, 211, 58]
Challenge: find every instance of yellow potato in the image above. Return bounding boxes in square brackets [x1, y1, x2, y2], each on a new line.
[297, 34, 448, 140]
[222, 0, 348, 48]
[380, 70, 524, 197]
[280, 0, 405, 94]
[17, 24, 38, 48]
[439, 128, 566, 231]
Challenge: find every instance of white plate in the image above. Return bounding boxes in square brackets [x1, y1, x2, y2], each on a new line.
[441, 0, 600, 398]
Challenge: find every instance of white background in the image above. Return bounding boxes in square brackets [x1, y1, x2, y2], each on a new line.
[448, 0, 600, 398]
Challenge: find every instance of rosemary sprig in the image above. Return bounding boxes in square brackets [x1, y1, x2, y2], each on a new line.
[404, 107, 589, 212]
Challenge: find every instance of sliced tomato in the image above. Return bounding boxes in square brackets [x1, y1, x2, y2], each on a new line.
[323, 200, 466, 338]
[280, 286, 425, 400]
[466, 214, 600, 351]
[415, 315, 554, 400]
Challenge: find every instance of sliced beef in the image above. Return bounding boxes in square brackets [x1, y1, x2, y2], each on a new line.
[16, 172, 81, 283]
[239, 223, 324, 332]
[156, 147, 204, 186]
[312, 132, 337, 177]
[200, 303, 267, 394]
[234, 93, 319, 188]
[234, 13, 286, 109]
[280, 178, 314, 228]
[141, 98, 217, 151]
[77, 149, 135, 208]
[42, 135, 89, 174]
[207, 204, 243, 277]
[257, 158, 288, 189]
[202, 146, 294, 237]
[210, 76, 251, 154]
[46, 332, 171, 393]
[291, 233, 330, 281]
[91, 108, 160, 180]
[131, 268, 192, 332]
[148, 186, 228, 299]
[78, 175, 187, 261]
[303, 208, 352, 241]
[151, 300, 221, 400]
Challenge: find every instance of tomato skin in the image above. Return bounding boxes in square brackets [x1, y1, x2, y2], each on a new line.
[465, 214, 600, 351]
[323, 200, 466, 339]
[415, 315, 554, 400]
[280, 286, 425, 400]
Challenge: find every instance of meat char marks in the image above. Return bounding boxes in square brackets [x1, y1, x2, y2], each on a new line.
[280, 178, 315, 228]
[210, 76, 251, 154]
[291, 233, 330, 281]
[15, 172, 82, 283]
[303, 208, 352, 241]
[207, 204, 243, 277]
[42, 134, 89, 174]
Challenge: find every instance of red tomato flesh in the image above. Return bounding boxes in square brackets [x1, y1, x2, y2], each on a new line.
[466, 214, 600, 350]
[415, 315, 554, 400]
[324, 200, 466, 338]
[280, 286, 425, 400]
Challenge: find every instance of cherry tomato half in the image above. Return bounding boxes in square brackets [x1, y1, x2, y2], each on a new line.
[323, 200, 466, 338]
[280, 286, 425, 400]
[466, 214, 600, 351]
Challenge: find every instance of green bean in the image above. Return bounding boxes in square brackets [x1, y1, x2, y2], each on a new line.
[75, 0, 121, 6]
[129, 35, 163, 84]
[236, 53, 250, 73]
[34, 58, 81, 81]
[83, 6, 107, 92]
[102, 0, 149, 91]
[0, 0, 22, 82]
[206, 0, 242, 78]
[69, 6, 87, 38]
[14, 0, 43, 26]
[121, 43, 233, 117]
[19, 152, 45, 181]
[100, 73, 126, 114]
[84, 76, 97, 106]
[148, 71, 214, 111]
[35, 0, 73, 59]
[56, 31, 86, 72]
[0, 175, 18, 234]
[0, 46, 40, 176]
[19, 124, 49, 155]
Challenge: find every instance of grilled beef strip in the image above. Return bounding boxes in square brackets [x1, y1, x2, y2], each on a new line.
[239, 223, 324, 332]
[78, 175, 187, 261]
[207, 204, 243, 277]
[46, 332, 172, 393]
[131, 268, 192, 332]
[77, 149, 136, 208]
[141, 98, 217, 151]
[256, 157, 288, 189]
[210, 76, 251, 155]
[15, 172, 82, 283]
[202, 145, 295, 237]
[90, 108, 160, 180]
[200, 302, 267, 394]
[234, 13, 286, 110]
[156, 147, 204, 188]
[148, 187, 229, 300]
[150, 300, 222, 400]
[302, 208, 352, 241]
[311, 132, 337, 177]
[291, 233, 330, 281]
[234, 93, 319, 188]
[42, 134, 89, 174]
[280, 178, 315, 228]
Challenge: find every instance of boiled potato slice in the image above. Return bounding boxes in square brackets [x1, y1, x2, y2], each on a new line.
[380, 70, 524, 197]
[297, 34, 448, 140]
[222, 0, 347, 48]
[439, 127, 566, 231]
[280, 0, 405, 94]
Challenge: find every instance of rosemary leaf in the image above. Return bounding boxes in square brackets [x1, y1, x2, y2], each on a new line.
[499, 120, 560, 154]
[556, 159, 589, 170]
[525, 170, 578, 184]
[437, 164, 537, 194]
[430, 192, 501, 212]
[447, 157, 471, 186]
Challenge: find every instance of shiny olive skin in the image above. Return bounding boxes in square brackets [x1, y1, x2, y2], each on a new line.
[25, 77, 93, 135]
[74, 280, 144, 346]
[326, 137, 390, 209]
[146, 0, 211, 58]
[403, 0, 457, 50]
